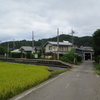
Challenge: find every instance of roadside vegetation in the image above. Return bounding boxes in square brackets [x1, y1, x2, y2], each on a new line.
[93, 62, 100, 75]
[93, 29, 100, 75]
[0, 62, 69, 100]
[93, 29, 100, 63]
[60, 50, 82, 65]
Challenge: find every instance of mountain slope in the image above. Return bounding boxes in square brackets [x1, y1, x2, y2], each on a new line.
[1, 34, 93, 49]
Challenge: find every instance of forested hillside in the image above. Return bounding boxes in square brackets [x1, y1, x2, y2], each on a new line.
[1, 34, 93, 49]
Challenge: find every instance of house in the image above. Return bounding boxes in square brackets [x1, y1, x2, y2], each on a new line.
[11, 49, 21, 53]
[43, 41, 72, 58]
[75, 46, 94, 60]
[19, 46, 35, 58]
[19, 46, 33, 53]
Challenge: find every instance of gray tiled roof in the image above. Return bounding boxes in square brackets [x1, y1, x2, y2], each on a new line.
[20, 46, 32, 51]
[44, 41, 72, 47]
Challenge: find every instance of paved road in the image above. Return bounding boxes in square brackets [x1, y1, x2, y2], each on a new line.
[10, 61, 100, 100]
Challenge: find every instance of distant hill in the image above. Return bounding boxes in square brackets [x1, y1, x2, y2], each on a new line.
[1, 34, 93, 49]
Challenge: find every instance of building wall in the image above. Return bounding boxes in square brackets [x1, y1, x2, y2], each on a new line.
[59, 46, 72, 52]
[45, 43, 72, 53]
[76, 49, 93, 60]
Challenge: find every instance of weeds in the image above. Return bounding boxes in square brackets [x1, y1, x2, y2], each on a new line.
[93, 62, 100, 75]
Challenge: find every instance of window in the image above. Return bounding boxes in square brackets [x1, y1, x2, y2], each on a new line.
[49, 46, 52, 50]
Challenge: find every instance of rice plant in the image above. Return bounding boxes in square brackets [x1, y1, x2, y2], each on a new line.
[0, 62, 50, 100]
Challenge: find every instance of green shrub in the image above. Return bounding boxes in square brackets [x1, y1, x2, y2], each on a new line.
[75, 54, 82, 62]
[26, 52, 31, 59]
[94, 62, 100, 70]
[93, 62, 100, 75]
[95, 55, 100, 63]
[60, 50, 82, 64]
[30, 53, 34, 59]
[11, 52, 21, 58]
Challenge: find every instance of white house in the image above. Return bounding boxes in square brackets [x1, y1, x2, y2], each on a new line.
[43, 41, 72, 58]
[11, 49, 21, 53]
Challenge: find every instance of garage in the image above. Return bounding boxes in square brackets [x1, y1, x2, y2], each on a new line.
[85, 53, 91, 60]
[76, 47, 94, 60]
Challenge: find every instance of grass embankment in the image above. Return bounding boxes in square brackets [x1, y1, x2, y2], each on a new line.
[93, 62, 100, 75]
[0, 62, 69, 100]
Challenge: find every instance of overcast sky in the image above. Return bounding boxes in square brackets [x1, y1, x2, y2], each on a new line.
[0, 0, 100, 42]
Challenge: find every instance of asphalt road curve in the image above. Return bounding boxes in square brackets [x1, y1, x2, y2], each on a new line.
[10, 61, 100, 100]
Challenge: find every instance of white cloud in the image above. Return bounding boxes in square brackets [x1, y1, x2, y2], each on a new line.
[0, 0, 100, 42]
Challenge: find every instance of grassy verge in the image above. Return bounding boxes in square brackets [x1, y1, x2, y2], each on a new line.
[0, 62, 69, 100]
[49, 69, 69, 78]
[93, 62, 100, 75]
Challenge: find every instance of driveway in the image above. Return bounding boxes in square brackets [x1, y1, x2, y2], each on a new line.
[10, 61, 100, 100]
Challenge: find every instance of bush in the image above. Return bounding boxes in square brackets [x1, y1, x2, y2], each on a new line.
[30, 53, 34, 59]
[11, 52, 21, 58]
[75, 54, 82, 62]
[95, 55, 100, 63]
[60, 51, 82, 64]
[94, 62, 100, 70]
[26, 52, 31, 59]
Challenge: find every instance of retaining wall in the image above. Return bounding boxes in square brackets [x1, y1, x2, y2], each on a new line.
[0, 58, 73, 68]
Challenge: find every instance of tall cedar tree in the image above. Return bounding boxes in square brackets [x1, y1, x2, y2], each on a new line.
[93, 29, 100, 61]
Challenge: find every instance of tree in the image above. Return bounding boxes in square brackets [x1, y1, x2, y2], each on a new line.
[93, 29, 100, 62]
[0, 46, 7, 55]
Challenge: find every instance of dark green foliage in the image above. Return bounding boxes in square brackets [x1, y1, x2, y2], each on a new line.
[75, 36, 93, 47]
[95, 55, 100, 63]
[94, 62, 100, 70]
[0, 46, 7, 54]
[93, 29, 100, 63]
[60, 51, 82, 65]
[26, 52, 31, 59]
[11, 52, 21, 58]
[75, 54, 82, 62]
[1, 34, 92, 49]
[93, 62, 100, 75]
[30, 53, 35, 59]
[26, 52, 41, 59]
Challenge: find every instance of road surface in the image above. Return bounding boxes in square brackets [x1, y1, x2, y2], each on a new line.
[10, 61, 100, 100]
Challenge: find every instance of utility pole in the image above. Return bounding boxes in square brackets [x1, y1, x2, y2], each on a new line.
[13, 39, 15, 50]
[41, 39, 44, 57]
[70, 29, 78, 49]
[32, 31, 34, 53]
[7, 43, 9, 58]
[69, 29, 75, 47]
[57, 28, 59, 60]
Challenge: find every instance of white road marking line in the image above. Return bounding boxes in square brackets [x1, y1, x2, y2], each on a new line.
[14, 72, 66, 100]
[66, 84, 69, 89]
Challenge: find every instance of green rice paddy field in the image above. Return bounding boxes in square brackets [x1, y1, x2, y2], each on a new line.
[0, 62, 51, 100]
[0, 62, 68, 100]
